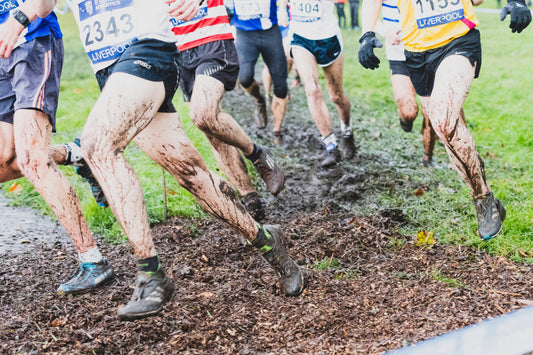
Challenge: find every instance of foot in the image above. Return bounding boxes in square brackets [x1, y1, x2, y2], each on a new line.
[241, 192, 265, 221]
[273, 130, 283, 146]
[340, 134, 356, 160]
[474, 192, 506, 240]
[254, 100, 268, 129]
[252, 146, 285, 195]
[423, 157, 436, 168]
[290, 77, 301, 88]
[399, 118, 414, 132]
[321, 148, 341, 168]
[117, 270, 175, 321]
[69, 138, 108, 208]
[57, 259, 115, 295]
[253, 225, 304, 296]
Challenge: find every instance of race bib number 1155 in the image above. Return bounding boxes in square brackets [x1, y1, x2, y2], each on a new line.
[412, 0, 464, 29]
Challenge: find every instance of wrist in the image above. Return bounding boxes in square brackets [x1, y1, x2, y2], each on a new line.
[12, 9, 31, 28]
[359, 31, 375, 43]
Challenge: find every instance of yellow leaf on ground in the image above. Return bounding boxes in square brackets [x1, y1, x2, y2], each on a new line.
[415, 230, 437, 247]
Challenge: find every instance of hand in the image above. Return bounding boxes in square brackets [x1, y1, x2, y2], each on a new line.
[500, 0, 532, 33]
[385, 29, 401, 46]
[358, 31, 383, 70]
[166, 0, 200, 21]
[0, 17, 24, 59]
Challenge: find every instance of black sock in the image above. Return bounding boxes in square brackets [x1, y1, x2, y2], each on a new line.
[252, 225, 272, 251]
[137, 255, 160, 273]
[245, 144, 261, 162]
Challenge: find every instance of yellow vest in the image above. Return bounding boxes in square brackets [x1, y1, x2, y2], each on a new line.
[398, 0, 479, 52]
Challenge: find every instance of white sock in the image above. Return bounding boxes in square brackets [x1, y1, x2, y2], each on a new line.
[340, 122, 352, 138]
[322, 133, 337, 151]
[64, 141, 84, 166]
[79, 246, 104, 264]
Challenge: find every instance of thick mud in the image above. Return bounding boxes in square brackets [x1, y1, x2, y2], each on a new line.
[1, 81, 532, 354]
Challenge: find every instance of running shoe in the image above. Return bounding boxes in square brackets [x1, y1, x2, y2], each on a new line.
[252, 146, 285, 196]
[241, 192, 265, 221]
[321, 147, 341, 168]
[57, 259, 115, 295]
[273, 130, 284, 146]
[474, 192, 506, 240]
[341, 133, 356, 160]
[118, 269, 175, 321]
[68, 138, 108, 208]
[254, 100, 268, 129]
[253, 225, 304, 297]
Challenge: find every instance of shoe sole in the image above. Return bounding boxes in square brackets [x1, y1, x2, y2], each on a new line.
[118, 285, 175, 321]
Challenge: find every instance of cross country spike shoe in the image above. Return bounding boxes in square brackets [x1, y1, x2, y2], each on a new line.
[252, 146, 285, 195]
[253, 225, 304, 296]
[117, 269, 175, 321]
[474, 192, 506, 240]
[57, 259, 115, 295]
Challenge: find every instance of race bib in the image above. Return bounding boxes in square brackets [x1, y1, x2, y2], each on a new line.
[290, 0, 321, 22]
[412, 0, 464, 29]
[234, 0, 270, 20]
[170, 4, 208, 26]
[74, 0, 138, 65]
[0, 0, 18, 16]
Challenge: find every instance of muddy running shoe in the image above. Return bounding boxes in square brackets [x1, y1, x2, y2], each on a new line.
[341, 134, 356, 160]
[118, 269, 175, 321]
[321, 147, 341, 168]
[253, 225, 304, 296]
[474, 192, 506, 240]
[69, 138, 108, 208]
[254, 100, 268, 129]
[252, 146, 285, 196]
[57, 259, 115, 295]
[242, 192, 265, 221]
[399, 118, 414, 132]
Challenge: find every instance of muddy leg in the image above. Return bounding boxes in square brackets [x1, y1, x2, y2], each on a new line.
[391, 73, 419, 132]
[0, 121, 21, 182]
[427, 55, 490, 197]
[189, 75, 256, 196]
[13, 109, 96, 252]
[323, 53, 351, 128]
[419, 99, 437, 166]
[81, 73, 163, 259]
[134, 112, 259, 240]
[292, 47, 333, 137]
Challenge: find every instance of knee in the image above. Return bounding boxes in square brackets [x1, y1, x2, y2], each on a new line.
[15, 147, 48, 177]
[239, 72, 254, 89]
[398, 103, 419, 122]
[272, 81, 288, 99]
[329, 90, 347, 106]
[304, 81, 322, 100]
[189, 107, 215, 133]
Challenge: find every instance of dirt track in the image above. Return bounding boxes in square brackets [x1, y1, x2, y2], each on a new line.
[1, 84, 533, 354]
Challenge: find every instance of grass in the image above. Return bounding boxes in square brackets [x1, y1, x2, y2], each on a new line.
[2, 9, 533, 260]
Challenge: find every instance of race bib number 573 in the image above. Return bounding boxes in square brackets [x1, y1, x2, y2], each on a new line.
[412, 0, 464, 29]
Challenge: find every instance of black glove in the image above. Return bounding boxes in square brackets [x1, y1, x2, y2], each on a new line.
[358, 31, 383, 70]
[500, 0, 532, 33]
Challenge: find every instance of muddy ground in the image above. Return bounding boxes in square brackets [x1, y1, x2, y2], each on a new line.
[2, 83, 533, 355]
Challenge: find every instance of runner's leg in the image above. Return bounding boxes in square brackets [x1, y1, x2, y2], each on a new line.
[427, 55, 490, 197]
[13, 109, 96, 253]
[80, 73, 162, 259]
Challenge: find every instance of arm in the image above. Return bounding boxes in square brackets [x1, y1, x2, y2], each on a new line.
[358, 0, 384, 70]
[166, 0, 201, 21]
[0, 0, 57, 59]
[278, 0, 289, 27]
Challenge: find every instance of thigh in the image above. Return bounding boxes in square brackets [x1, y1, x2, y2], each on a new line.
[322, 53, 345, 94]
[190, 75, 225, 117]
[235, 30, 260, 76]
[82, 73, 166, 151]
[390, 73, 418, 112]
[290, 46, 320, 90]
[13, 109, 53, 158]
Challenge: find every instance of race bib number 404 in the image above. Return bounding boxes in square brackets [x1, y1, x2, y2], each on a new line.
[234, 0, 270, 20]
[412, 0, 464, 29]
[75, 0, 138, 64]
[290, 0, 321, 22]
